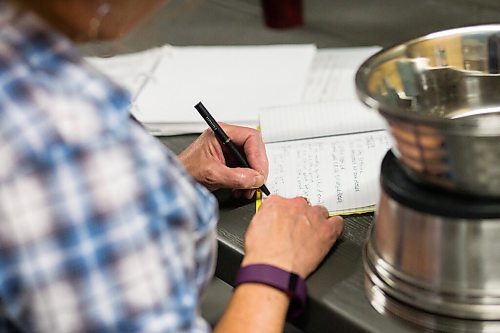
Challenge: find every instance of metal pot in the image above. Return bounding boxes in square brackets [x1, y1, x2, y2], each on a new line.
[364, 151, 500, 332]
[356, 25, 500, 197]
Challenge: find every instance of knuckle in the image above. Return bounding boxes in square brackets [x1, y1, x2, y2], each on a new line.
[201, 168, 219, 186]
[247, 127, 261, 137]
[308, 205, 328, 222]
[292, 196, 309, 206]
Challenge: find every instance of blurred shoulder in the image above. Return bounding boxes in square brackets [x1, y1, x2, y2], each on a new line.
[0, 2, 132, 178]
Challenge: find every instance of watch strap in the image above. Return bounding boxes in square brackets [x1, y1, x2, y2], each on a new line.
[234, 264, 307, 320]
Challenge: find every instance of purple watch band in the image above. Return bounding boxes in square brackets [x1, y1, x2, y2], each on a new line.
[234, 264, 307, 320]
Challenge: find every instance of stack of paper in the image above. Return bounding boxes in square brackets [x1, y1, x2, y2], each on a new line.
[86, 44, 317, 135]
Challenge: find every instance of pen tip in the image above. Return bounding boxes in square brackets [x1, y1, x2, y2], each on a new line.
[261, 185, 271, 196]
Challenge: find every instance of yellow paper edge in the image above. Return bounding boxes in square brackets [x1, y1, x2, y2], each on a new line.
[256, 190, 263, 212]
[256, 191, 374, 216]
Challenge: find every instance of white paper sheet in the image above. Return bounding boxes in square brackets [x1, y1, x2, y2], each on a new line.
[260, 101, 386, 144]
[301, 46, 381, 103]
[132, 44, 317, 132]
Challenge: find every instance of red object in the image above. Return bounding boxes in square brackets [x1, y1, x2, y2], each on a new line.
[261, 0, 304, 29]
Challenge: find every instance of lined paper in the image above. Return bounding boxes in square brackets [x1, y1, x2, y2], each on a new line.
[260, 46, 390, 214]
[260, 101, 386, 144]
[265, 131, 391, 213]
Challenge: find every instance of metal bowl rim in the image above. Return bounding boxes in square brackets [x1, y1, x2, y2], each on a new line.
[355, 24, 500, 131]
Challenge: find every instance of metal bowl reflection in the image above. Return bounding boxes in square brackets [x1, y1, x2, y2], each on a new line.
[356, 25, 500, 197]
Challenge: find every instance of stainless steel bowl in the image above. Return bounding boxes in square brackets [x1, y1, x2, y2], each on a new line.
[356, 25, 500, 197]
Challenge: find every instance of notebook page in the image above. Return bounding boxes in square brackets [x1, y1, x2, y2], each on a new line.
[133, 44, 316, 127]
[260, 101, 386, 143]
[302, 46, 381, 103]
[265, 131, 391, 213]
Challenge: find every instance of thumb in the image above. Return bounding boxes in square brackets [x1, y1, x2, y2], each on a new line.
[216, 165, 265, 190]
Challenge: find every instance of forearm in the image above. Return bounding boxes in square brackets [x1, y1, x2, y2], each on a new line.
[214, 283, 290, 333]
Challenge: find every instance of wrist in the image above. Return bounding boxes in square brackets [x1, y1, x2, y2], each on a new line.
[241, 254, 294, 275]
[234, 263, 307, 320]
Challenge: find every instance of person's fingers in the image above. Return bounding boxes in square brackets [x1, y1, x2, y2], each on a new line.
[244, 189, 257, 200]
[326, 215, 344, 239]
[210, 165, 265, 190]
[233, 189, 256, 200]
[291, 196, 312, 210]
[243, 135, 269, 179]
[298, 196, 311, 205]
[305, 205, 330, 227]
[222, 122, 260, 145]
[223, 123, 269, 179]
[316, 205, 330, 219]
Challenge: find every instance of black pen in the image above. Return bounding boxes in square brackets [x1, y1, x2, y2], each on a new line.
[194, 102, 271, 196]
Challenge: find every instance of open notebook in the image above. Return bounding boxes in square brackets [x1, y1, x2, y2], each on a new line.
[258, 101, 392, 215]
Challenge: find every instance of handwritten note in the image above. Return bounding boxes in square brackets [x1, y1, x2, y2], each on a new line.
[258, 46, 388, 214]
[266, 131, 391, 213]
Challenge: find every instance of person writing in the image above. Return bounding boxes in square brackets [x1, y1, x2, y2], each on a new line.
[0, 0, 344, 332]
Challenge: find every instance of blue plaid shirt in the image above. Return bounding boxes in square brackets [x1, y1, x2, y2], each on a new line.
[0, 2, 218, 332]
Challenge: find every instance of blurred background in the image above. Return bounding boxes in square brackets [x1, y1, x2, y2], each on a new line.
[122, 0, 500, 48]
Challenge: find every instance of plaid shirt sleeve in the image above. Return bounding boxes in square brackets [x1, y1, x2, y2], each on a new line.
[0, 3, 218, 332]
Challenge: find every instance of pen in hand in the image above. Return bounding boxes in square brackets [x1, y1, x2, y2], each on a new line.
[194, 102, 271, 196]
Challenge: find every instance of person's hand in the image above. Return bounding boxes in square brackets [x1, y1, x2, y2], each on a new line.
[178, 123, 269, 199]
[241, 195, 344, 279]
